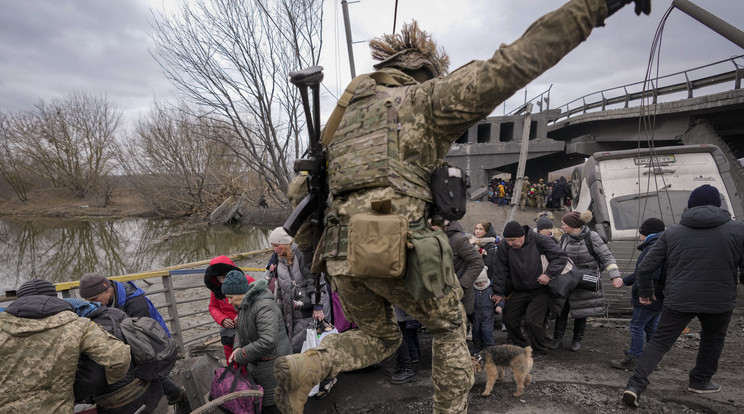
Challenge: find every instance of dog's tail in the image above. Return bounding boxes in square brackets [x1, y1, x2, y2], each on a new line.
[524, 346, 533, 359]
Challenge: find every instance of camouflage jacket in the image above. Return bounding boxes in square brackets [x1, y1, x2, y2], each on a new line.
[325, 0, 607, 276]
[0, 295, 131, 413]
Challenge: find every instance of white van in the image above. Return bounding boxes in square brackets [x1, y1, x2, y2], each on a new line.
[570, 144, 742, 242]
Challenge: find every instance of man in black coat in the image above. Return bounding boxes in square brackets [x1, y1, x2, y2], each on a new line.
[623, 185, 744, 407]
[492, 221, 568, 360]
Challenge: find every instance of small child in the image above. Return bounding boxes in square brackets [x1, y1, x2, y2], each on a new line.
[472, 267, 497, 353]
[611, 218, 666, 370]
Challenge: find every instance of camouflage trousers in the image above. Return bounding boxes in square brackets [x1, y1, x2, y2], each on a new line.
[535, 195, 545, 210]
[313, 274, 474, 413]
[519, 192, 532, 209]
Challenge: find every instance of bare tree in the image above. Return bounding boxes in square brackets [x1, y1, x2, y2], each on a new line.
[150, 0, 324, 206]
[118, 102, 247, 216]
[0, 112, 32, 202]
[4, 92, 120, 202]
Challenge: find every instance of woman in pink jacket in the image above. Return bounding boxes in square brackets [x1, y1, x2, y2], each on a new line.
[204, 255, 255, 362]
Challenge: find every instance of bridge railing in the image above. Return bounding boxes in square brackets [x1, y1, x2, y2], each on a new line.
[0, 249, 271, 353]
[550, 55, 744, 125]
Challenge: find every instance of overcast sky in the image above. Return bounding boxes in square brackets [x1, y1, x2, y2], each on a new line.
[0, 0, 742, 125]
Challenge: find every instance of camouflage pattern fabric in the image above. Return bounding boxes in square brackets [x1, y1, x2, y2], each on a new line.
[315, 0, 608, 412]
[310, 274, 472, 413]
[0, 311, 131, 413]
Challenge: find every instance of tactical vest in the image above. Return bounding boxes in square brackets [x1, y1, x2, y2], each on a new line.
[327, 76, 432, 202]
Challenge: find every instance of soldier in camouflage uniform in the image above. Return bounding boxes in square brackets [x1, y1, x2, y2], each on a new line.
[274, 1, 651, 413]
[535, 178, 548, 210]
[519, 176, 532, 211]
[0, 279, 131, 413]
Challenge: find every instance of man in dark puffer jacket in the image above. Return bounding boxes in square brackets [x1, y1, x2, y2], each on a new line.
[623, 185, 744, 407]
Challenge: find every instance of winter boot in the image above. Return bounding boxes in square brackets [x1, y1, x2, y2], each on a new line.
[549, 336, 564, 350]
[275, 351, 326, 414]
[611, 351, 637, 370]
[169, 390, 192, 414]
[385, 362, 404, 377]
[550, 315, 567, 350]
[390, 362, 416, 385]
[570, 319, 586, 352]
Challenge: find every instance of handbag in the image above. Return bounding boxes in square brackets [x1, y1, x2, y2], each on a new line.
[541, 255, 581, 299]
[209, 365, 264, 414]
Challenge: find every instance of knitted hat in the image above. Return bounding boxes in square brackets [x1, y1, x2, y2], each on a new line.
[17, 279, 57, 298]
[474, 267, 489, 285]
[221, 270, 251, 295]
[536, 216, 554, 231]
[687, 184, 721, 208]
[503, 221, 525, 238]
[268, 227, 293, 245]
[79, 272, 111, 299]
[639, 218, 665, 236]
[473, 267, 490, 290]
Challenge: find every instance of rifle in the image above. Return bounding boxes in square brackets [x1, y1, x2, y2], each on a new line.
[283, 66, 327, 305]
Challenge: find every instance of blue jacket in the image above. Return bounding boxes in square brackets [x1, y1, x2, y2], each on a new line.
[622, 232, 665, 311]
[113, 280, 170, 337]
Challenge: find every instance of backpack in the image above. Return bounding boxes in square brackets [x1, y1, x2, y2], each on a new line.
[119, 317, 178, 381]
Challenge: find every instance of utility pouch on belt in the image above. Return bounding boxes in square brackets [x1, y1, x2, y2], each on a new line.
[430, 163, 469, 221]
[348, 213, 408, 278]
[404, 219, 455, 301]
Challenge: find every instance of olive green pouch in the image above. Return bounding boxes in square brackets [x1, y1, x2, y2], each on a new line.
[404, 221, 454, 301]
[348, 213, 408, 278]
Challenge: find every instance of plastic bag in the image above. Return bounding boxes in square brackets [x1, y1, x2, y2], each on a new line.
[301, 320, 339, 397]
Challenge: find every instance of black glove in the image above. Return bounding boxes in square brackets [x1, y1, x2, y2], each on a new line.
[606, 0, 651, 17]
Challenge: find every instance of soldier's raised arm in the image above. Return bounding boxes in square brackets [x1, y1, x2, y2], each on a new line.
[424, 0, 649, 140]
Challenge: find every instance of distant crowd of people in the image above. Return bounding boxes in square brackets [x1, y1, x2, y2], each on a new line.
[487, 176, 572, 211]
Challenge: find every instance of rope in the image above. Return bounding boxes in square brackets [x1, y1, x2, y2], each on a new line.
[189, 389, 265, 414]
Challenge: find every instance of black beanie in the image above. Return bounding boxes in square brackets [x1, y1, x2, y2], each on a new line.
[503, 221, 525, 238]
[79, 272, 112, 299]
[687, 184, 721, 208]
[639, 218, 665, 236]
[17, 279, 57, 298]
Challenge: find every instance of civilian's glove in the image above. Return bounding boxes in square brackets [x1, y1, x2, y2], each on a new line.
[606, 0, 651, 17]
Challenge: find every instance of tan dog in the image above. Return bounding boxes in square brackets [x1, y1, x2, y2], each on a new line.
[472, 345, 533, 397]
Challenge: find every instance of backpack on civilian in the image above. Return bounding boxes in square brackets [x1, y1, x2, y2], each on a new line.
[119, 316, 178, 381]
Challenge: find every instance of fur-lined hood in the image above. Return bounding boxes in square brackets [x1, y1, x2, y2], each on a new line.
[204, 255, 243, 300]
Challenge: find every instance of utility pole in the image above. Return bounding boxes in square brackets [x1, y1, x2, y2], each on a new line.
[341, 0, 357, 78]
[506, 103, 534, 227]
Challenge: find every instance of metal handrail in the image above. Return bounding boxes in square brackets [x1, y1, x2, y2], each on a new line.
[550, 55, 744, 125]
[2, 249, 271, 353]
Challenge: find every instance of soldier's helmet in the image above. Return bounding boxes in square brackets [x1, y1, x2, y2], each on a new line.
[370, 20, 450, 80]
[524, 176, 529, 180]
[539, 178, 544, 183]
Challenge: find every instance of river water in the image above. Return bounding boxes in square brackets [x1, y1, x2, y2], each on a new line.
[0, 217, 271, 294]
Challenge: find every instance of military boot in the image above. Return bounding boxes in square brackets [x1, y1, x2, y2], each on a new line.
[275, 351, 325, 414]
